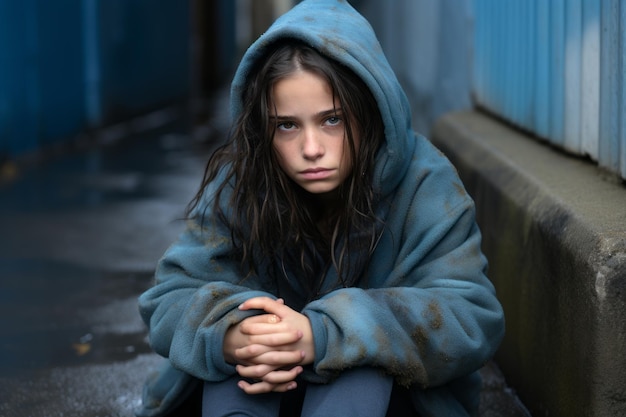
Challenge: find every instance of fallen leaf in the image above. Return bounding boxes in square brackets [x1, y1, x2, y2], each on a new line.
[72, 343, 91, 356]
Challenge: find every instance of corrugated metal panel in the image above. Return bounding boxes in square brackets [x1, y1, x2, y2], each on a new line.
[581, 0, 601, 160]
[0, 0, 191, 158]
[550, 0, 566, 148]
[96, 0, 190, 121]
[0, 0, 37, 156]
[357, 0, 473, 136]
[564, 0, 582, 152]
[83, 0, 103, 127]
[473, 0, 626, 180]
[534, 0, 551, 139]
[615, 3, 626, 178]
[37, 0, 86, 146]
[599, 0, 623, 175]
[0, 0, 87, 155]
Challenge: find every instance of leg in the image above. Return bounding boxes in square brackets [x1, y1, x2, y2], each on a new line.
[202, 377, 282, 417]
[300, 368, 393, 417]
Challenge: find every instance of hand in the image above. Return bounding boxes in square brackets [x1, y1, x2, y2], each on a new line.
[224, 313, 303, 393]
[237, 297, 315, 366]
[223, 310, 304, 366]
[223, 297, 315, 394]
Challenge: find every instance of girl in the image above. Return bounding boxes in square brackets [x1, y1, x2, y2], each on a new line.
[136, 1, 505, 416]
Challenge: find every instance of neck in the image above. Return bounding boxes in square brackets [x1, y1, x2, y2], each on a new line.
[310, 193, 341, 241]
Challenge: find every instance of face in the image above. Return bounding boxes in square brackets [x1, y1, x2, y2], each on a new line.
[270, 70, 357, 197]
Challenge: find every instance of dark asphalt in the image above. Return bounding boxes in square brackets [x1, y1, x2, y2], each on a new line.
[0, 93, 531, 416]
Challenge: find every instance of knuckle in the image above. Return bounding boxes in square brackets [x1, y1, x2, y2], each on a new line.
[234, 347, 250, 360]
[247, 344, 260, 355]
[251, 366, 268, 378]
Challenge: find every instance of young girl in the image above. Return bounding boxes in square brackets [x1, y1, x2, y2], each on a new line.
[136, 1, 505, 416]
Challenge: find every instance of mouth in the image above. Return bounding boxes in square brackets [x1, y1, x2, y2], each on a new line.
[300, 168, 334, 180]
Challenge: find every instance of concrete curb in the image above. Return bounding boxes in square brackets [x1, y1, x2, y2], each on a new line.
[431, 110, 626, 417]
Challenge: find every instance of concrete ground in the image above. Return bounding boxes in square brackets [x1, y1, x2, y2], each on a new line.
[0, 99, 530, 416]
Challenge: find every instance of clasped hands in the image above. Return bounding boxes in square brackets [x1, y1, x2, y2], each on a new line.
[223, 297, 315, 394]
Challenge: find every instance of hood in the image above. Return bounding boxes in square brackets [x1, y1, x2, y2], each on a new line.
[230, 0, 415, 196]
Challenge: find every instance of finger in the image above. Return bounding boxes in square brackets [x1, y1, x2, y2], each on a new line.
[240, 313, 281, 326]
[236, 362, 302, 380]
[235, 363, 278, 379]
[236, 349, 305, 367]
[237, 379, 298, 394]
[239, 314, 286, 335]
[260, 366, 303, 384]
[236, 364, 302, 394]
[239, 297, 291, 316]
[235, 335, 303, 359]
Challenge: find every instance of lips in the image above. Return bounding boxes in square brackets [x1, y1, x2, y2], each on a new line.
[300, 167, 334, 180]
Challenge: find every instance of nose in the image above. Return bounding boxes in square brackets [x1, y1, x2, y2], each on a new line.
[302, 127, 324, 160]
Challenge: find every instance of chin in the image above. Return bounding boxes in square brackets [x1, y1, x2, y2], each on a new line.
[302, 185, 337, 195]
[302, 186, 343, 201]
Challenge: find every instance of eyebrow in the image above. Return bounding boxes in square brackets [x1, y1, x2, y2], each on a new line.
[269, 108, 343, 120]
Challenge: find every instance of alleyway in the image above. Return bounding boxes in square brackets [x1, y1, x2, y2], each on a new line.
[0, 94, 529, 416]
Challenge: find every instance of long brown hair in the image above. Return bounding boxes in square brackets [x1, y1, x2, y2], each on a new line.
[188, 41, 385, 300]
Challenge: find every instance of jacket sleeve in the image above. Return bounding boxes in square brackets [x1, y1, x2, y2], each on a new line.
[302, 143, 505, 388]
[138, 183, 276, 382]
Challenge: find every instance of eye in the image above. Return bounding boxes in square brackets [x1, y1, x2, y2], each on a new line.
[325, 116, 342, 126]
[277, 121, 296, 131]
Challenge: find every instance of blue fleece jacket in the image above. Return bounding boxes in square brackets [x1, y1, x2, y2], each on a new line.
[136, 1, 505, 416]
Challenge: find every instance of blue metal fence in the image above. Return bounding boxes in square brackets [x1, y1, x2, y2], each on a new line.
[0, 0, 191, 158]
[0, 0, 86, 155]
[96, 0, 191, 121]
[473, 0, 625, 180]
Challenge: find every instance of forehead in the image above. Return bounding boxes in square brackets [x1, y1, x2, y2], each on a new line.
[271, 70, 338, 112]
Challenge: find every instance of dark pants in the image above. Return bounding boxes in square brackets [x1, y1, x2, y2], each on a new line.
[202, 368, 395, 417]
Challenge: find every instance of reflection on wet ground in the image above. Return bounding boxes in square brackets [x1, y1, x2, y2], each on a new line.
[0, 116, 219, 416]
[0, 129, 197, 212]
[0, 258, 153, 374]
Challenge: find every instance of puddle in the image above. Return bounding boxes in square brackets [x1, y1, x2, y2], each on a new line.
[0, 258, 154, 374]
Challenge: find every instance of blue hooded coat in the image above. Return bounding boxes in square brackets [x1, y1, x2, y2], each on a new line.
[136, 1, 505, 416]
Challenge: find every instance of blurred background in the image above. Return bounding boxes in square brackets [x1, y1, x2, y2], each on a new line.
[1, 0, 624, 182]
[0, 0, 476, 169]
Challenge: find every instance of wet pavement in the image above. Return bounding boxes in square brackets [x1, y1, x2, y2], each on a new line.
[0, 94, 530, 416]
[0, 100, 221, 416]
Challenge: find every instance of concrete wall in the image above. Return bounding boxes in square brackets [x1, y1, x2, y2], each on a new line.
[355, 0, 473, 136]
[432, 111, 626, 417]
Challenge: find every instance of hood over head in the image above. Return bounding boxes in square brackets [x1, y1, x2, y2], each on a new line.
[230, 0, 415, 196]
